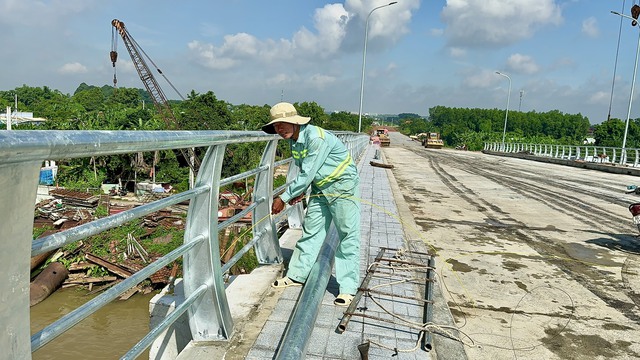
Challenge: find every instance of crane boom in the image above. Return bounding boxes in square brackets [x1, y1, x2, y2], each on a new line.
[111, 19, 177, 128]
[111, 18, 199, 176]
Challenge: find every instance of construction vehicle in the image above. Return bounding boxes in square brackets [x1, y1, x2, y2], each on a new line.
[422, 132, 444, 149]
[110, 19, 199, 178]
[372, 127, 390, 147]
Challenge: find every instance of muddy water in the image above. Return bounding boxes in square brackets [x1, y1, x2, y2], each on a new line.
[30, 287, 156, 359]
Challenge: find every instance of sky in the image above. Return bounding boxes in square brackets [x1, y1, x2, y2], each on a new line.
[2, 0, 640, 125]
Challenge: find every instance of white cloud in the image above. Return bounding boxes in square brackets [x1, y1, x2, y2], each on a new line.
[293, 3, 350, 56]
[188, 40, 237, 70]
[0, 0, 92, 27]
[441, 0, 563, 48]
[506, 53, 540, 74]
[588, 90, 609, 105]
[430, 28, 444, 37]
[582, 17, 598, 38]
[266, 73, 293, 87]
[309, 73, 337, 89]
[449, 47, 466, 58]
[58, 62, 88, 74]
[187, 0, 418, 72]
[465, 69, 501, 88]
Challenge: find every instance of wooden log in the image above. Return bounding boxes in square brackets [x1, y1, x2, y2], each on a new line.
[30, 262, 69, 307]
[370, 161, 394, 169]
[85, 253, 133, 278]
[63, 276, 118, 284]
[68, 261, 93, 271]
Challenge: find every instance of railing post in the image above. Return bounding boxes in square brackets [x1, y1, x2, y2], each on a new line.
[183, 144, 234, 341]
[253, 139, 282, 264]
[1, 161, 41, 359]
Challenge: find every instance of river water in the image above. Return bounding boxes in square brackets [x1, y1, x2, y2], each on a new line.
[30, 287, 156, 359]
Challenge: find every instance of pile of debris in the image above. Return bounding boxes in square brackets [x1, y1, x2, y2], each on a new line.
[31, 188, 185, 306]
[50, 188, 100, 207]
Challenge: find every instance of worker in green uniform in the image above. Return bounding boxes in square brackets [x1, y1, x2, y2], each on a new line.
[263, 102, 361, 306]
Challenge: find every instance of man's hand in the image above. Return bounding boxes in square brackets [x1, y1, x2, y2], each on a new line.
[288, 194, 305, 205]
[272, 197, 285, 215]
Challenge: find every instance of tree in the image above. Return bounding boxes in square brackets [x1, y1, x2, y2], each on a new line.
[327, 111, 359, 132]
[73, 87, 105, 112]
[295, 101, 328, 128]
[179, 91, 231, 130]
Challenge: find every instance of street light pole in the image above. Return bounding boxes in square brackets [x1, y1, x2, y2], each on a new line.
[495, 71, 512, 151]
[357, 1, 397, 134]
[611, 11, 640, 164]
[518, 89, 524, 112]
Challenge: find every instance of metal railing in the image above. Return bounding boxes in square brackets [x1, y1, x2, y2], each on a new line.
[0, 129, 369, 359]
[484, 141, 640, 167]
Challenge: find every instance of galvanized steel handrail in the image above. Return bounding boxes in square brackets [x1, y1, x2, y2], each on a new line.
[484, 141, 640, 167]
[275, 225, 340, 360]
[0, 129, 369, 359]
[31, 234, 206, 351]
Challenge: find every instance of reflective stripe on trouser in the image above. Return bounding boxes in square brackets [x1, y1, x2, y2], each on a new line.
[286, 188, 361, 295]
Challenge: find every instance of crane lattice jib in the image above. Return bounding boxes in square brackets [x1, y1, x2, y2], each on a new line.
[111, 19, 177, 129]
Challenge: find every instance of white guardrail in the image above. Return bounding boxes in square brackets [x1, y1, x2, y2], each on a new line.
[483, 142, 640, 167]
[0, 129, 369, 359]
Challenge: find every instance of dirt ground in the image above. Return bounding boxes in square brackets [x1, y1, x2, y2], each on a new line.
[383, 132, 640, 360]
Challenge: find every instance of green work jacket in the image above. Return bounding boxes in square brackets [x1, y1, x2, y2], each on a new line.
[280, 124, 359, 203]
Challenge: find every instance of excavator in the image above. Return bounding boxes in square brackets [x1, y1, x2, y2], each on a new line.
[110, 19, 199, 179]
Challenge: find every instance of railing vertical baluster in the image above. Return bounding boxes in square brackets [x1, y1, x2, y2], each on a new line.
[183, 144, 233, 341]
[253, 139, 282, 264]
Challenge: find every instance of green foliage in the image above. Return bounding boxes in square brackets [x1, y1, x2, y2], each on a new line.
[295, 101, 328, 128]
[592, 118, 627, 147]
[6, 83, 623, 187]
[95, 204, 108, 218]
[139, 224, 184, 256]
[179, 90, 231, 130]
[84, 219, 145, 258]
[230, 103, 270, 131]
[398, 105, 592, 150]
[274, 174, 287, 189]
[56, 162, 106, 192]
[33, 225, 53, 239]
[86, 265, 110, 277]
[326, 111, 361, 132]
[225, 230, 258, 274]
[57, 254, 85, 269]
[72, 87, 105, 112]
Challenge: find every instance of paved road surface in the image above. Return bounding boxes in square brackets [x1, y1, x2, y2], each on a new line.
[383, 132, 640, 359]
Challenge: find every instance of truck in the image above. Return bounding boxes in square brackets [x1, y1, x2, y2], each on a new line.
[371, 127, 390, 147]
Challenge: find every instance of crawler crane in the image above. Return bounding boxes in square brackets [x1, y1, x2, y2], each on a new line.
[110, 19, 199, 180]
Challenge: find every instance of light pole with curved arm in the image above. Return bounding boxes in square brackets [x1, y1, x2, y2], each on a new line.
[357, 1, 398, 134]
[495, 71, 512, 151]
[611, 10, 640, 164]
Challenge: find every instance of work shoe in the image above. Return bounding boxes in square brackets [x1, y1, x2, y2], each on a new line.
[334, 293, 354, 307]
[271, 276, 303, 288]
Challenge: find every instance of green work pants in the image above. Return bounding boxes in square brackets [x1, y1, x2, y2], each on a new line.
[286, 188, 361, 295]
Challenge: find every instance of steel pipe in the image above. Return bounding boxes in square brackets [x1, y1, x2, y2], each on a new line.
[275, 224, 340, 360]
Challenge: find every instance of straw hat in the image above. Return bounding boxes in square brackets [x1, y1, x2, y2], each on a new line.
[261, 102, 311, 134]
